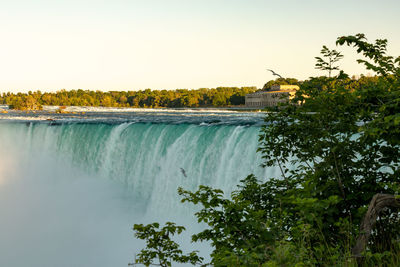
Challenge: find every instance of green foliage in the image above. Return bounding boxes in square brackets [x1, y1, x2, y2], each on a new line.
[337, 34, 400, 147]
[258, 33, 400, 258]
[315, 45, 344, 77]
[7, 93, 42, 110]
[2, 87, 257, 109]
[337, 33, 400, 77]
[262, 78, 300, 91]
[131, 222, 203, 267]
[132, 34, 400, 266]
[178, 175, 276, 266]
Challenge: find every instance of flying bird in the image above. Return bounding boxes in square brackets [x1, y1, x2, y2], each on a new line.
[180, 168, 187, 178]
[267, 69, 283, 79]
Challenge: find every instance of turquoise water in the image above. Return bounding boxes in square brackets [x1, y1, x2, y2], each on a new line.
[0, 112, 277, 267]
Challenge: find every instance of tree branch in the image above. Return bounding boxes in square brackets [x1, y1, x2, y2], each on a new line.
[352, 193, 400, 261]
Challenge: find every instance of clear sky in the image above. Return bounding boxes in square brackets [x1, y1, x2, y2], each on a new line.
[1, 0, 399, 92]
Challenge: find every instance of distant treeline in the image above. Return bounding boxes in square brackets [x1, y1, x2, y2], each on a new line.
[0, 87, 257, 110]
[0, 75, 381, 110]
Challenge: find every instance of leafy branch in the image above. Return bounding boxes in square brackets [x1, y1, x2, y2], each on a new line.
[315, 45, 344, 78]
[130, 222, 203, 267]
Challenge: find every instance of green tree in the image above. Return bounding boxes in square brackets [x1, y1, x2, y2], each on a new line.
[130, 222, 203, 267]
[4, 87, 258, 109]
[9, 95, 42, 110]
[132, 34, 400, 266]
[315, 45, 344, 77]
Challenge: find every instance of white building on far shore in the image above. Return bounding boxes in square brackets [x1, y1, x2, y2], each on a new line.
[245, 85, 299, 108]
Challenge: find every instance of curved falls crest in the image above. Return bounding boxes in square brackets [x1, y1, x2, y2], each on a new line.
[0, 121, 277, 266]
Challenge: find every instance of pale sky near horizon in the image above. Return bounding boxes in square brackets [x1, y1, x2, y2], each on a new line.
[1, 0, 399, 93]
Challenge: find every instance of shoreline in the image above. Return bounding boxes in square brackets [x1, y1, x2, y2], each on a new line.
[0, 104, 265, 113]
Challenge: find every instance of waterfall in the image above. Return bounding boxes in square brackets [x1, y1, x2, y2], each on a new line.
[0, 121, 278, 267]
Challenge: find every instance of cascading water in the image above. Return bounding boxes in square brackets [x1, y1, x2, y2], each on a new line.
[0, 111, 278, 267]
